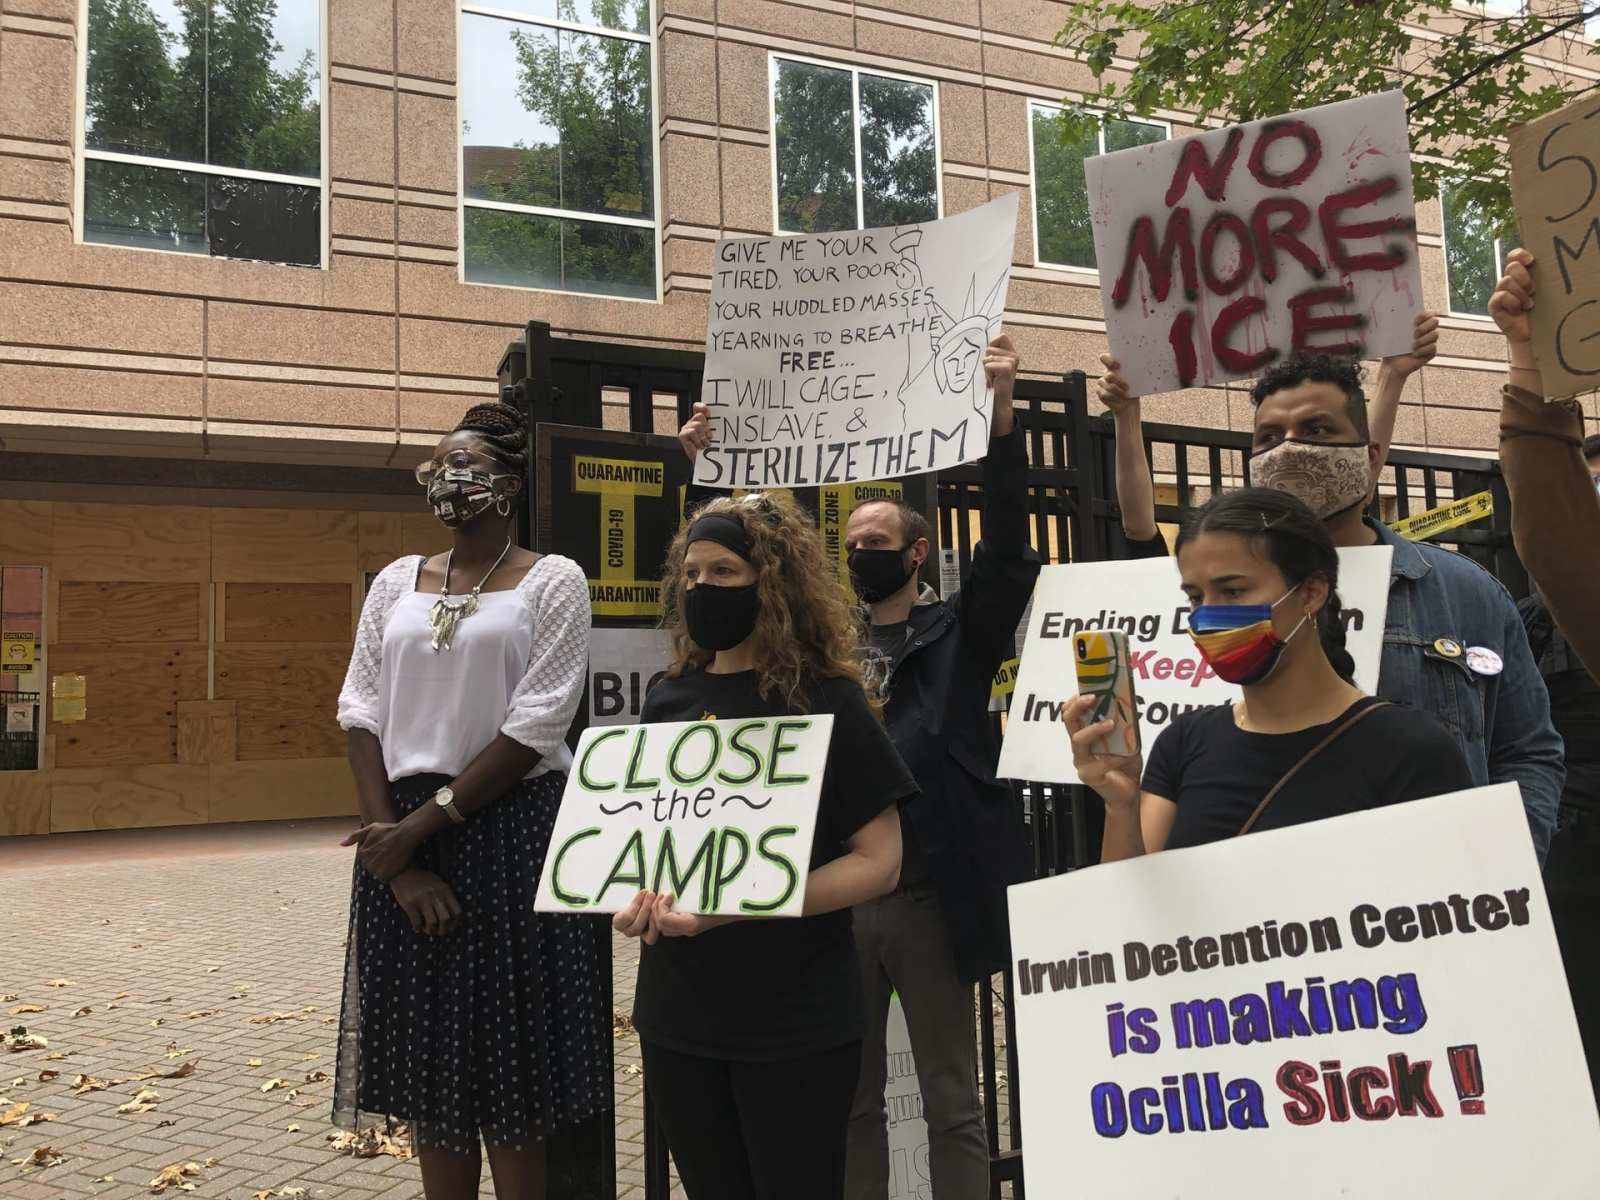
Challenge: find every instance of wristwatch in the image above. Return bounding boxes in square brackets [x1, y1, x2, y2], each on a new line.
[433, 786, 466, 825]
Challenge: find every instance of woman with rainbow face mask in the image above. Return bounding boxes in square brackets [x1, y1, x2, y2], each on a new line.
[1063, 487, 1473, 860]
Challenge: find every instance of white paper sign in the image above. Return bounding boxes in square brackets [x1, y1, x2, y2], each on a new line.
[885, 994, 932, 1200]
[697, 194, 1019, 489]
[996, 547, 1391, 784]
[587, 627, 674, 728]
[1008, 784, 1600, 1197]
[1087, 91, 1422, 396]
[533, 716, 832, 917]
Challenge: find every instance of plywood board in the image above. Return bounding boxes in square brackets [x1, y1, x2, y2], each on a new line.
[224, 583, 353, 644]
[58, 582, 206, 643]
[47, 642, 208, 767]
[0, 500, 52, 562]
[177, 700, 238, 765]
[359, 512, 403, 570]
[0, 770, 50, 836]
[400, 512, 450, 558]
[211, 509, 359, 583]
[209, 757, 359, 823]
[51, 504, 212, 582]
[51, 764, 209, 832]
[215, 644, 348, 761]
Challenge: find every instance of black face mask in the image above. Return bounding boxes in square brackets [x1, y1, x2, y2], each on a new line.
[683, 582, 759, 652]
[848, 547, 916, 604]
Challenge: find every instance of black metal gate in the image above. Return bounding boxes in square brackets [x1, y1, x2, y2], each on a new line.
[500, 324, 1519, 1198]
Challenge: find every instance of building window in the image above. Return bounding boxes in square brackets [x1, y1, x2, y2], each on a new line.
[459, 2, 656, 300]
[771, 56, 939, 234]
[1030, 103, 1166, 271]
[1441, 183, 1513, 317]
[82, 0, 323, 268]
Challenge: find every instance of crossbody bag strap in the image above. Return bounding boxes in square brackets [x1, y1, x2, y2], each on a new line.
[1236, 701, 1393, 837]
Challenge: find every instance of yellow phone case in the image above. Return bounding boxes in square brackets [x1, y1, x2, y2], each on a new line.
[1073, 630, 1140, 756]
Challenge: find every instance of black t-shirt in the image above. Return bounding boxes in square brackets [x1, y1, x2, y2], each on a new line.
[1143, 697, 1473, 849]
[632, 669, 918, 1061]
[1123, 531, 1170, 559]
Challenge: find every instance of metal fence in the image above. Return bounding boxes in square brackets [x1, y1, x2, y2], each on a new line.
[503, 325, 1519, 1197]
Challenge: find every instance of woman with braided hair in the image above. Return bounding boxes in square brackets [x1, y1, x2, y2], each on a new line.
[1064, 487, 1472, 858]
[333, 401, 608, 1198]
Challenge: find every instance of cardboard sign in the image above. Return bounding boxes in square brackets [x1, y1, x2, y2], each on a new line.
[996, 548, 1391, 784]
[697, 194, 1018, 489]
[1509, 92, 1600, 400]
[533, 716, 832, 917]
[1391, 490, 1494, 542]
[1087, 92, 1421, 396]
[587, 627, 675, 728]
[885, 994, 932, 1200]
[1008, 784, 1600, 1196]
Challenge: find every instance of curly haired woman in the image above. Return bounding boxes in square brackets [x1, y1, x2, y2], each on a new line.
[333, 401, 607, 1199]
[612, 491, 913, 1200]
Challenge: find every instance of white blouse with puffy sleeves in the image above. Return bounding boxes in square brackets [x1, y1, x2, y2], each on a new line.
[337, 554, 590, 782]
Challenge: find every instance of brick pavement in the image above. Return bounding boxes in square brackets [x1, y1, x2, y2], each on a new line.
[0, 820, 676, 1200]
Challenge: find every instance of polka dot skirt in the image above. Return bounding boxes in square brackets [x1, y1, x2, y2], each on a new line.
[331, 772, 610, 1155]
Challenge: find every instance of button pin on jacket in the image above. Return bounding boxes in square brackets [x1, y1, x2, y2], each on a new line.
[1433, 638, 1463, 659]
[1464, 646, 1504, 677]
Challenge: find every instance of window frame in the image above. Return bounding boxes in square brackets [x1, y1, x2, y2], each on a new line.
[457, 1, 663, 303]
[767, 51, 944, 236]
[1026, 99, 1171, 276]
[72, 0, 332, 269]
[1439, 182, 1510, 322]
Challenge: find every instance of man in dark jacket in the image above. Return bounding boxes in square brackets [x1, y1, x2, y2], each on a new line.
[840, 334, 1038, 1199]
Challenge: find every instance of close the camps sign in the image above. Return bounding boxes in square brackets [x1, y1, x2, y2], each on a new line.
[996, 548, 1390, 785]
[696, 194, 1017, 489]
[533, 716, 832, 918]
[1007, 785, 1600, 1196]
[1087, 92, 1422, 396]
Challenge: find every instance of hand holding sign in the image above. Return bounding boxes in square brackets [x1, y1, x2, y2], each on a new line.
[1489, 248, 1537, 348]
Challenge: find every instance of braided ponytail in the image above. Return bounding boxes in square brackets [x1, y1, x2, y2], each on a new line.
[1317, 588, 1357, 684]
[454, 401, 528, 475]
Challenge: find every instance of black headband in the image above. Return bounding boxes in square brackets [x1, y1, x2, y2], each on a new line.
[687, 512, 755, 562]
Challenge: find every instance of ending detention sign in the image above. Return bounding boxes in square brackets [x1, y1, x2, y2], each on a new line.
[1087, 91, 1422, 397]
[533, 716, 832, 918]
[1008, 784, 1600, 1197]
[696, 194, 1018, 490]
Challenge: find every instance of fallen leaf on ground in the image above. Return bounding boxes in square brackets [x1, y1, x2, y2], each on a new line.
[246, 1058, 263, 1068]
[164, 1044, 192, 1059]
[149, 1020, 164, 1028]
[260, 1078, 291, 1093]
[161, 1061, 197, 1080]
[44, 980, 73, 989]
[613, 1010, 635, 1038]
[95, 1174, 116, 1182]
[0, 1102, 54, 1128]
[205, 967, 219, 974]
[248, 1009, 314, 1025]
[19, 1145, 63, 1170]
[155, 1119, 176, 1129]
[0, 995, 15, 1003]
[327, 1123, 413, 1160]
[9, 1005, 44, 1016]
[2, 1029, 46, 1053]
[148, 1161, 201, 1193]
[72, 1006, 93, 1018]
[623, 1063, 642, 1077]
[36, 1070, 58, 1082]
[202, 1157, 220, 1168]
[117, 1087, 161, 1113]
[182, 1010, 215, 1020]
[72, 1075, 109, 1094]
[302, 1053, 320, 1061]
[42, 1052, 66, 1062]
[287, 1123, 300, 1132]
[278, 1189, 308, 1199]
[110, 992, 129, 1002]
[303, 1070, 328, 1083]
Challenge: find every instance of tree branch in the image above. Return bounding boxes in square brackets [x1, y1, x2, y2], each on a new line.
[1408, 3, 1600, 116]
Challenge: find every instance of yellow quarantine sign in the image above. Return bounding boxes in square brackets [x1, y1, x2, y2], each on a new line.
[2, 631, 35, 672]
[574, 455, 666, 617]
[1391, 490, 1494, 542]
[820, 481, 905, 587]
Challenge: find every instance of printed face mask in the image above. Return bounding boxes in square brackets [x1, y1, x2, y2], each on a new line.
[426, 467, 513, 527]
[1187, 586, 1308, 686]
[848, 547, 916, 604]
[684, 582, 759, 652]
[1250, 439, 1372, 519]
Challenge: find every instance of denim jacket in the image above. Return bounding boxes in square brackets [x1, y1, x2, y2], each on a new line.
[1368, 518, 1565, 861]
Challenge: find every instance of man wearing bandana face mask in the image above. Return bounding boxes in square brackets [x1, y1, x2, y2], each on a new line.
[1242, 352, 1564, 863]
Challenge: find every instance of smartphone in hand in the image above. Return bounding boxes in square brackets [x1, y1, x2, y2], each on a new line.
[1073, 630, 1140, 757]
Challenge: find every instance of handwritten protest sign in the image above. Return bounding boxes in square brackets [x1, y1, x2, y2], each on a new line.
[697, 194, 1018, 490]
[1086, 92, 1421, 397]
[996, 548, 1390, 784]
[1008, 784, 1600, 1196]
[1510, 92, 1600, 400]
[533, 716, 832, 917]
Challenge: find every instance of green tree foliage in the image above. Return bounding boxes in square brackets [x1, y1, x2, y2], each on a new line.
[1053, 1, 1599, 227]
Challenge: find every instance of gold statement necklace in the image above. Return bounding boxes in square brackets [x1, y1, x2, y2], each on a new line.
[427, 541, 513, 652]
